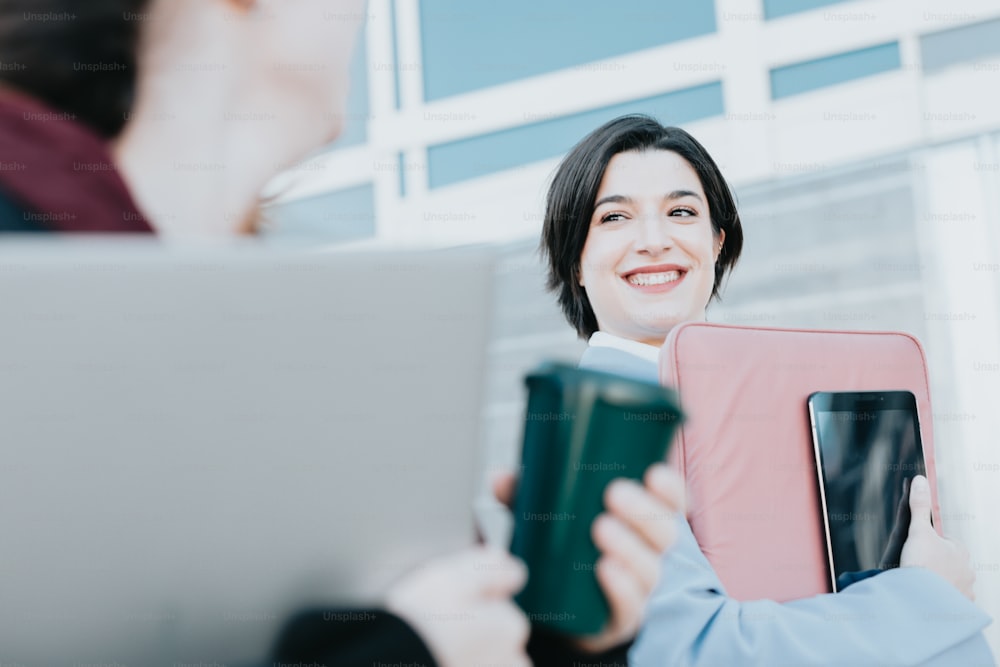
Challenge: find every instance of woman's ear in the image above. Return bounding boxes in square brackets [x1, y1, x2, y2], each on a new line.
[716, 229, 727, 260]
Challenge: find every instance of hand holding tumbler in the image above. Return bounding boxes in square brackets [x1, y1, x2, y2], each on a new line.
[509, 362, 683, 636]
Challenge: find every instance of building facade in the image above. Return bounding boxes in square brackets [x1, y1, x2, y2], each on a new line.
[265, 0, 1000, 652]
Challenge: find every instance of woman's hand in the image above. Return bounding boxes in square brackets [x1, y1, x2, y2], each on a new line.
[386, 546, 531, 667]
[900, 475, 976, 600]
[492, 463, 685, 653]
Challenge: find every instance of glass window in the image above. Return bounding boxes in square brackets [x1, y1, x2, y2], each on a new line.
[763, 0, 851, 21]
[920, 18, 1000, 73]
[263, 183, 376, 240]
[770, 42, 901, 100]
[419, 0, 717, 101]
[427, 82, 724, 189]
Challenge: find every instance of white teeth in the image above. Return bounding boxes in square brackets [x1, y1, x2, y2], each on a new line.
[628, 271, 681, 286]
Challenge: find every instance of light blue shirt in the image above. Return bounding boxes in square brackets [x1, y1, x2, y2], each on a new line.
[578, 342, 995, 667]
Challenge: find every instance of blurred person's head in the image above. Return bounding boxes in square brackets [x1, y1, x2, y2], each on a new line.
[114, 0, 367, 236]
[542, 115, 743, 346]
[0, 0, 151, 138]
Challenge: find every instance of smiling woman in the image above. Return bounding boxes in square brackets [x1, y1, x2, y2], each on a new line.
[539, 114, 992, 665]
[542, 116, 743, 347]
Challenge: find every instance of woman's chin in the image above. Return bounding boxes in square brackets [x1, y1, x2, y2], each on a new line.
[646, 309, 713, 341]
[629, 312, 685, 333]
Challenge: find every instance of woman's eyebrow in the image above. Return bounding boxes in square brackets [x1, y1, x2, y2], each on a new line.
[593, 194, 633, 208]
[664, 189, 704, 203]
[594, 190, 704, 209]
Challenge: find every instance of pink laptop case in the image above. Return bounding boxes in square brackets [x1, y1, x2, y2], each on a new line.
[660, 323, 941, 601]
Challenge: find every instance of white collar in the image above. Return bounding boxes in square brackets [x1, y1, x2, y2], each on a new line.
[587, 332, 661, 365]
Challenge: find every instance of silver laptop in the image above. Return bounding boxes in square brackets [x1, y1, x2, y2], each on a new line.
[0, 240, 495, 666]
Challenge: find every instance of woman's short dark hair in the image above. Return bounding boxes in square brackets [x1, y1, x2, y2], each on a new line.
[541, 114, 744, 339]
[0, 0, 151, 137]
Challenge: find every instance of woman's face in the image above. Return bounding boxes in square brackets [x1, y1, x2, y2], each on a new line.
[578, 149, 724, 346]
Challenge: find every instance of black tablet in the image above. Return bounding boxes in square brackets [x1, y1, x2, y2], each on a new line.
[807, 390, 927, 591]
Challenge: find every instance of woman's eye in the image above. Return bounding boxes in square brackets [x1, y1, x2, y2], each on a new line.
[600, 212, 627, 223]
[669, 207, 697, 218]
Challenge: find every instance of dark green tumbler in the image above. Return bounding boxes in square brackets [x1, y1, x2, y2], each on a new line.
[509, 362, 683, 636]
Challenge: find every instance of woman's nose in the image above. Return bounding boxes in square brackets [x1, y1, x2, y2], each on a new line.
[635, 215, 674, 255]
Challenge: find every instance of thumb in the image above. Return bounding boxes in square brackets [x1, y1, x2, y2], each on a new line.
[908, 475, 933, 533]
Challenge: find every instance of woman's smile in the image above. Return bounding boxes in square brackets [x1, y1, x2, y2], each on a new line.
[622, 264, 688, 292]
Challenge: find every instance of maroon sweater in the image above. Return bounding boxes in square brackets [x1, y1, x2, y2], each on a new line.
[0, 88, 153, 233]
